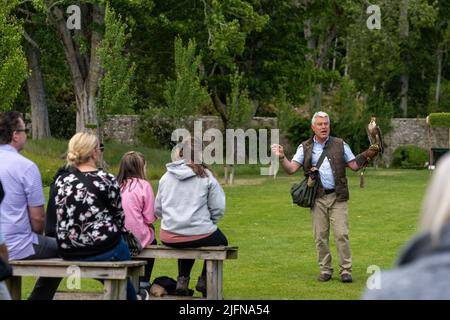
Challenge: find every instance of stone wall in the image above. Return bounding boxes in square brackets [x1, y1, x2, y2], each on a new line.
[103, 115, 279, 145]
[103, 115, 141, 145]
[382, 118, 449, 166]
[103, 116, 449, 166]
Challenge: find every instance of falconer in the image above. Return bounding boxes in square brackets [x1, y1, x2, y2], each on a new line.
[271, 111, 380, 283]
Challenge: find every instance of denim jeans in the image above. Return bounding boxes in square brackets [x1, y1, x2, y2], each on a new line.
[0, 281, 11, 300]
[71, 239, 137, 300]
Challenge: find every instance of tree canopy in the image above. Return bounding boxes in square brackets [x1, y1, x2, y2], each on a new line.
[2, 0, 449, 151]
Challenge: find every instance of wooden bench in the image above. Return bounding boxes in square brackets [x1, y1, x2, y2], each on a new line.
[135, 245, 238, 300]
[6, 259, 145, 300]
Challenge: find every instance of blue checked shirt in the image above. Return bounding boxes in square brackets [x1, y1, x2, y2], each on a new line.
[292, 136, 356, 190]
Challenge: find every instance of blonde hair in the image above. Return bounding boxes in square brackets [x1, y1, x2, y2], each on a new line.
[420, 154, 450, 243]
[66, 132, 99, 167]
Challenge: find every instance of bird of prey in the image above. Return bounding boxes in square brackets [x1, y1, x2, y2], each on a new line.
[367, 116, 384, 154]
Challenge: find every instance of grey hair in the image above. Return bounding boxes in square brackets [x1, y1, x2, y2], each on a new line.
[420, 154, 450, 243]
[311, 111, 330, 126]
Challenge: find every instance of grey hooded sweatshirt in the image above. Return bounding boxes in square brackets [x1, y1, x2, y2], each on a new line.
[155, 160, 225, 236]
[363, 222, 450, 300]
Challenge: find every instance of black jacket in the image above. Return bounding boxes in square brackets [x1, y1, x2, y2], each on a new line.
[45, 166, 75, 237]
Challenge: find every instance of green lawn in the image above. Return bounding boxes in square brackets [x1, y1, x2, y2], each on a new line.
[21, 166, 430, 300]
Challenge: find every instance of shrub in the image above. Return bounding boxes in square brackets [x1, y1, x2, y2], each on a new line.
[427, 113, 450, 127]
[285, 115, 312, 149]
[137, 108, 178, 149]
[392, 145, 428, 169]
[275, 89, 311, 151]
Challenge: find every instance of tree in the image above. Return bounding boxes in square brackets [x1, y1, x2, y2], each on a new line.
[201, 0, 268, 127]
[0, 1, 28, 111]
[138, 36, 209, 148]
[399, 0, 410, 117]
[97, 4, 136, 122]
[40, 0, 105, 131]
[17, 2, 52, 139]
[163, 37, 209, 128]
[433, 0, 450, 110]
[221, 71, 256, 184]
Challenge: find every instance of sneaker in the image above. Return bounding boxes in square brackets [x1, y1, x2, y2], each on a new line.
[341, 274, 353, 283]
[318, 273, 332, 282]
[137, 289, 150, 300]
[195, 275, 207, 297]
[175, 276, 191, 296]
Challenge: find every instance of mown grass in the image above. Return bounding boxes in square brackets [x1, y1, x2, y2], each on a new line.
[20, 154, 430, 299]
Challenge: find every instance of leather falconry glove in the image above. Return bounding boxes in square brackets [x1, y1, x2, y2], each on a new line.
[355, 144, 381, 168]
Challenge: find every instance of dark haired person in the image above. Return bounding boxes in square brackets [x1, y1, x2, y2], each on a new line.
[118, 151, 157, 294]
[155, 137, 227, 297]
[0, 111, 61, 300]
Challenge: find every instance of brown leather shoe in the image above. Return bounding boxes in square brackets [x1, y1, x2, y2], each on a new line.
[318, 273, 332, 282]
[341, 274, 353, 283]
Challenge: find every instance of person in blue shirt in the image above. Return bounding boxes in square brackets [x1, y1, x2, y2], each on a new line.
[0, 180, 12, 300]
[272, 111, 380, 283]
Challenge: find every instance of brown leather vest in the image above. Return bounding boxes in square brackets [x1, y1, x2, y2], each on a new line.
[302, 136, 349, 202]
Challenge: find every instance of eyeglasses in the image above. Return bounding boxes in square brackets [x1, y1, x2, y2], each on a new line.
[99, 143, 105, 152]
[15, 128, 30, 134]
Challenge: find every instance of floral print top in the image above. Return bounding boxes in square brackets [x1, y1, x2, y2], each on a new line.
[54, 169, 126, 258]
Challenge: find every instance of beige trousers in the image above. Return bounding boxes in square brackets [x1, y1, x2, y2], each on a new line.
[311, 192, 352, 276]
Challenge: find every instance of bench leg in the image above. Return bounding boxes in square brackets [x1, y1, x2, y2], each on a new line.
[5, 276, 21, 300]
[206, 260, 223, 300]
[103, 279, 127, 300]
[129, 265, 144, 292]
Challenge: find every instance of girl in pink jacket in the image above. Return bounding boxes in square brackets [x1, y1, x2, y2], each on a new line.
[118, 151, 156, 293]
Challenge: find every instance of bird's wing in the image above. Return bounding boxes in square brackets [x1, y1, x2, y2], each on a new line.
[375, 126, 384, 154]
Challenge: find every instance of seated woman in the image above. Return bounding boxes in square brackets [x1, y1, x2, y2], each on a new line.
[54, 132, 144, 300]
[155, 137, 228, 297]
[118, 151, 157, 293]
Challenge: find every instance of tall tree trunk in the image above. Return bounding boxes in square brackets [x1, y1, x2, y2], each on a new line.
[46, 2, 104, 132]
[329, 37, 338, 90]
[25, 38, 51, 139]
[344, 37, 350, 76]
[399, 74, 409, 117]
[304, 18, 319, 110]
[435, 48, 443, 110]
[399, 0, 409, 117]
[304, 18, 316, 63]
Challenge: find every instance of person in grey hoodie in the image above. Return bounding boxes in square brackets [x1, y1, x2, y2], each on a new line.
[363, 153, 450, 300]
[155, 137, 227, 297]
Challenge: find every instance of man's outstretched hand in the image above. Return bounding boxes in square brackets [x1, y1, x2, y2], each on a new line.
[271, 144, 285, 159]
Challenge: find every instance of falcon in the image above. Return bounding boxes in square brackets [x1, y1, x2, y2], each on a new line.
[367, 116, 383, 154]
